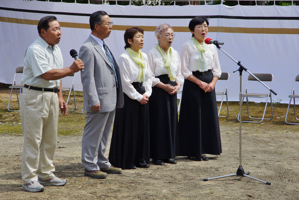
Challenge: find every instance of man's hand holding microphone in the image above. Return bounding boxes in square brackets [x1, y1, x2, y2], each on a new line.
[70, 49, 84, 72]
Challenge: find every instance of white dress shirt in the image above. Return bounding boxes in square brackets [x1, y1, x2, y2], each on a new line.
[22, 36, 63, 88]
[118, 51, 152, 101]
[148, 46, 184, 86]
[90, 33, 105, 51]
[181, 38, 221, 79]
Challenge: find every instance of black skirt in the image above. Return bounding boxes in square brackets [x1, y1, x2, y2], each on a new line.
[149, 75, 178, 160]
[109, 82, 150, 169]
[178, 70, 222, 157]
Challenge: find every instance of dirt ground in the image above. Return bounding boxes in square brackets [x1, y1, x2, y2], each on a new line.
[1, 120, 299, 200]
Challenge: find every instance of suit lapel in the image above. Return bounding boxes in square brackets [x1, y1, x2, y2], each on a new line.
[88, 36, 113, 69]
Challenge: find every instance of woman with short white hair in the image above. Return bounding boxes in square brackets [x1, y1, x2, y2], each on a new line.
[147, 23, 184, 165]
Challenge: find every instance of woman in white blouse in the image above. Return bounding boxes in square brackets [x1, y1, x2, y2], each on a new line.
[178, 17, 222, 161]
[109, 27, 152, 169]
[148, 24, 184, 165]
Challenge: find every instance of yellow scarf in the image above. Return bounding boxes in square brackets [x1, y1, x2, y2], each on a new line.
[192, 37, 208, 72]
[156, 45, 175, 81]
[126, 48, 145, 83]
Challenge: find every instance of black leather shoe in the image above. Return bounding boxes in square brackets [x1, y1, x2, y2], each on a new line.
[164, 158, 177, 164]
[126, 165, 136, 169]
[188, 156, 202, 161]
[201, 155, 209, 161]
[153, 159, 164, 165]
[135, 163, 150, 168]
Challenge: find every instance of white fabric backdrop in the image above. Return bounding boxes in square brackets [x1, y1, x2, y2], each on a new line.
[1, 0, 299, 103]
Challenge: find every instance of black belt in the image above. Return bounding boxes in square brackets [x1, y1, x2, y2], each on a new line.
[132, 82, 143, 88]
[156, 74, 176, 86]
[193, 70, 211, 76]
[24, 85, 60, 93]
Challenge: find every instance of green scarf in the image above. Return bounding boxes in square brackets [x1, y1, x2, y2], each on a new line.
[156, 44, 175, 81]
[192, 37, 208, 72]
[126, 48, 145, 83]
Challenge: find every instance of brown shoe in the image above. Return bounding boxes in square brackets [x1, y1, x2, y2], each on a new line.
[100, 166, 122, 174]
[84, 169, 107, 179]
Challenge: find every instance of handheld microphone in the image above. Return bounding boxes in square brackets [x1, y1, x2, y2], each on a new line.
[70, 49, 83, 72]
[205, 38, 224, 45]
[70, 49, 78, 60]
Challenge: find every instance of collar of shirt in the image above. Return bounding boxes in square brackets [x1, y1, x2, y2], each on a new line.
[90, 34, 104, 51]
[37, 36, 58, 51]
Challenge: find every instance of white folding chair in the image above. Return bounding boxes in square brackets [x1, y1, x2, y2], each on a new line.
[237, 73, 274, 123]
[285, 74, 299, 125]
[7, 66, 23, 111]
[216, 72, 230, 118]
[61, 73, 77, 111]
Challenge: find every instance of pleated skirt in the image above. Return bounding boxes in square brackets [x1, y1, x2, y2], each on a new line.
[149, 75, 178, 160]
[109, 82, 150, 169]
[178, 70, 222, 157]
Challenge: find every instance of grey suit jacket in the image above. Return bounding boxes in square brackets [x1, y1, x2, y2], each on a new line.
[79, 35, 124, 113]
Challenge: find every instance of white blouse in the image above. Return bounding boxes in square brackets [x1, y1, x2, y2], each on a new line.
[118, 51, 152, 101]
[148, 46, 184, 86]
[181, 38, 221, 79]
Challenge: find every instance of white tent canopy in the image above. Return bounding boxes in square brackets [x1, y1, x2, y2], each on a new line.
[1, 0, 299, 103]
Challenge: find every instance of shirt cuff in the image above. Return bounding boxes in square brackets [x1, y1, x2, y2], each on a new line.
[144, 91, 151, 98]
[183, 71, 193, 79]
[136, 94, 143, 102]
[152, 78, 160, 86]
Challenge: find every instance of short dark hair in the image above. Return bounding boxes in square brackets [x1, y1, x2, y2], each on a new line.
[188, 16, 209, 36]
[124, 27, 144, 49]
[90, 10, 108, 30]
[37, 16, 57, 35]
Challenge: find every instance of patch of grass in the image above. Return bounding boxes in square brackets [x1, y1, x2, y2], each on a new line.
[218, 101, 299, 133]
[0, 89, 85, 136]
[58, 112, 86, 136]
[0, 122, 22, 136]
[1, 89, 299, 136]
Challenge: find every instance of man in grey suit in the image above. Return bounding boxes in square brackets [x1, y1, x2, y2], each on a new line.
[79, 11, 124, 179]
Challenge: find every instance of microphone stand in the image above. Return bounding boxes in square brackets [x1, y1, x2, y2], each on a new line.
[203, 42, 276, 185]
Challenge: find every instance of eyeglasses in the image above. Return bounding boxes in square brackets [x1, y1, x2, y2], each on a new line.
[105, 22, 113, 27]
[164, 34, 175, 38]
[196, 25, 208, 30]
[99, 22, 113, 27]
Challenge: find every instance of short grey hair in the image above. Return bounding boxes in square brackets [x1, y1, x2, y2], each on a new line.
[154, 23, 173, 38]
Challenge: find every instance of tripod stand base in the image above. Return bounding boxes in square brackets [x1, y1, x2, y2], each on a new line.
[203, 165, 271, 185]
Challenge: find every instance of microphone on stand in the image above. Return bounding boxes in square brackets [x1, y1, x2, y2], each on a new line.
[70, 49, 83, 72]
[205, 38, 224, 46]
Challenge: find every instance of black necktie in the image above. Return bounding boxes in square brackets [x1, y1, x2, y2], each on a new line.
[103, 41, 119, 88]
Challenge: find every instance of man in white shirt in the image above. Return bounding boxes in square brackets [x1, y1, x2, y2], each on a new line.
[20, 15, 84, 192]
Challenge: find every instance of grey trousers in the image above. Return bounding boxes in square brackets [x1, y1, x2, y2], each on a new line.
[82, 110, 115, 171]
